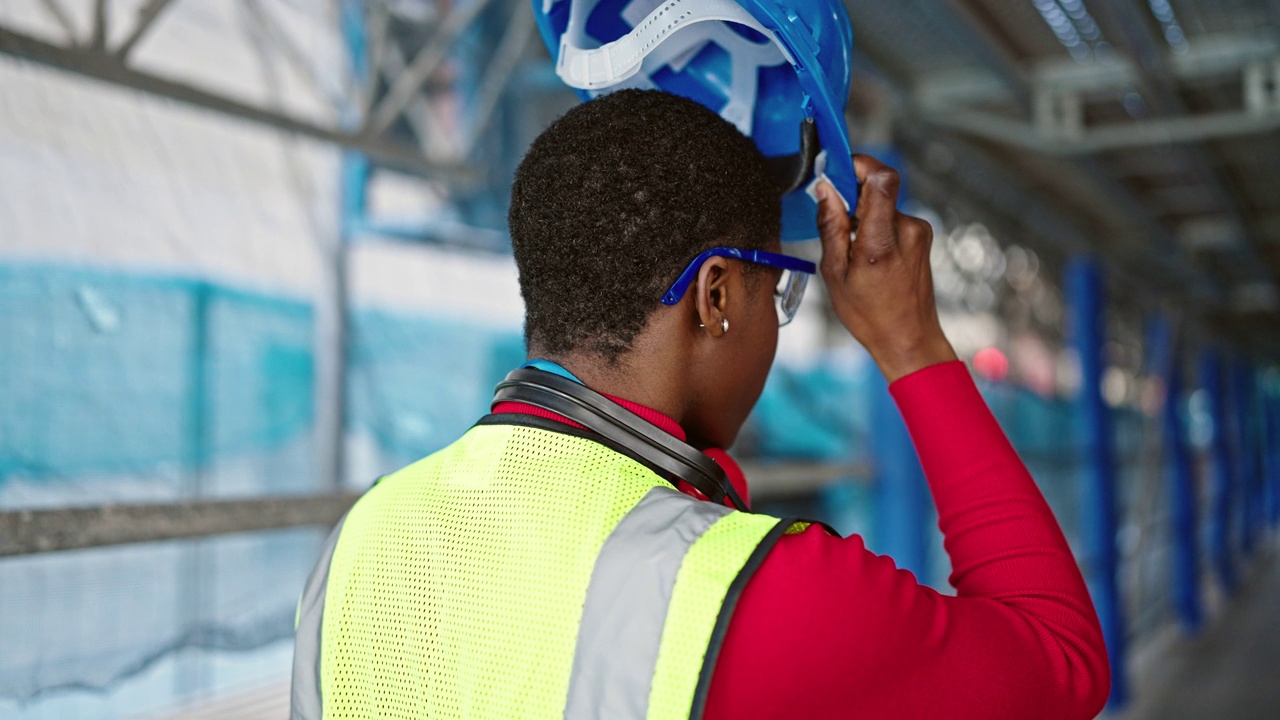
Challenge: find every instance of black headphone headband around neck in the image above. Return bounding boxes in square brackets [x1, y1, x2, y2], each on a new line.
[492, 369, 750, 512]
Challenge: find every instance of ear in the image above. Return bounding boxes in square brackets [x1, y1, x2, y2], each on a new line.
[693, 256, 734, 338]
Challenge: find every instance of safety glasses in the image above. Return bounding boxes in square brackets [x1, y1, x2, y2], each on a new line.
[661, 247, 817, 327]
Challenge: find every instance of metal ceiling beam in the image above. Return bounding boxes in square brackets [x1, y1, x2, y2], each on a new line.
[914, 29, 1280, 157]
[0, 25, 473, 182]
[365, 0, 497, 135]
[938, 0, 1033, 111]
[37, 0, 77, 44]
[90, 0, 107, 51]
[917, 31, 1279, 107]
[0, 494, 360, 557]
[376, 41, 449, 157]
[852, 46, 1208, 306]
[908, 0, 1279, 352]
[896, 119, 1210, 304]
[114, 0, 174, 61]
[1086, 1, 1269, 281]
[362, 0, 391, 114]
[245, 0, 335, 107]
[911, 1, 1183, 255]
[923, 104, 1280, 153]
[463, 1, 535, 155]
[0, 456, 871, 557]
[854, 0, 1233, 329]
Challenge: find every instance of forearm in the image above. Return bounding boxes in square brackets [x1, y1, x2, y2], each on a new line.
[706, 362, 1108, 719]
[891, 360, 1109, 713]
[892, 362, 1087, 596]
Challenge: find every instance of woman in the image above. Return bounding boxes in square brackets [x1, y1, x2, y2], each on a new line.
[291, 89, 1109, 720]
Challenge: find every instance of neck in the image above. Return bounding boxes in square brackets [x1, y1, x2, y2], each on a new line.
[534, 333, 691, 427]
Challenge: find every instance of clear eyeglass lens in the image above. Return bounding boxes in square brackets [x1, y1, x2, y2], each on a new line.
[775, 270, 808, 326]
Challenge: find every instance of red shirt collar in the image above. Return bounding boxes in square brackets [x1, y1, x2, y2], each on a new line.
[491, 394, 687, 442]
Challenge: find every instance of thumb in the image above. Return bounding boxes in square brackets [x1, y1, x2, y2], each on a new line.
[817, 181, 852, 276]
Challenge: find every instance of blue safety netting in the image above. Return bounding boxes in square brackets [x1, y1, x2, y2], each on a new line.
[0, 264, 322, 716]
[0, 263, 315, 495]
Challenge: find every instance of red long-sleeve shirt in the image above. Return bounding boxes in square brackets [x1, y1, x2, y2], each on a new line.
[497, 360, 1110, 719]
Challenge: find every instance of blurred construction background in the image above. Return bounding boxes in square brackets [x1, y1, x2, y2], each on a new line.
[1, 1, 1279, 718]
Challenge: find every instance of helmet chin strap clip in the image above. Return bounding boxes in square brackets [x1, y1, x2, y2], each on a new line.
[764, 117, 820, 196]
[493, 368, 752, 512]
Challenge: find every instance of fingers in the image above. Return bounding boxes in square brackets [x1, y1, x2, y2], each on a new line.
[895, 214, 933, 252]
[852, 155, 902, 259]
[816, 181, 852, 279]
[814, 156, 953, 382]
[816, 156, 929, 284]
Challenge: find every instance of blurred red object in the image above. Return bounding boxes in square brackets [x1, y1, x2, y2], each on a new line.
[973, 347, 1009, 382]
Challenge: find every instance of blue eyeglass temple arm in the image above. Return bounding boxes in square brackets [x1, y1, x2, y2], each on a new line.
[661, 247, 818, 305]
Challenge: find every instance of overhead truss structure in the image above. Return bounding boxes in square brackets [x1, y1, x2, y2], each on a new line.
[847, 0, 1280, 355]
[3, 0, 1279, 350]
[0, 0, 535, 183]
[917, 30, 1280, 154]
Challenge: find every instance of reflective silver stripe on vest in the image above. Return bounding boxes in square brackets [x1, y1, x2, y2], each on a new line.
[564, 486, 734, 720]
[290, 513, 348, 720]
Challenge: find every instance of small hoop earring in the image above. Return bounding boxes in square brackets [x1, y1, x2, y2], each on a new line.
[720, 318, 729, 333]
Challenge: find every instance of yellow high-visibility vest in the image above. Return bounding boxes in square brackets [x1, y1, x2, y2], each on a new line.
[291, 421, 793, 719]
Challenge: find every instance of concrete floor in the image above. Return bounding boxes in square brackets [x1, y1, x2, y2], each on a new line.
[131, 681, 288, 720]
[1119, 546, 1280, 720]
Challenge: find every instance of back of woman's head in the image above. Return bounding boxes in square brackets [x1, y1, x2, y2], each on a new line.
[509, 89, 781, 362]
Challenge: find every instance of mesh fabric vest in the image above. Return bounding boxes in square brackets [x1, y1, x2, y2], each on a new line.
[291, 421, 792, 720]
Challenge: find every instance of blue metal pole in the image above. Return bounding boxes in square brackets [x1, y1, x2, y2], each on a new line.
[338, 2, 371, 231]
[1269, 393, 1280, 528]
[1200, 349, 1236, 594]
[1148, 316, 1201, 633]
[1065, 257, 1126, 707]
[1231, 361, 1254, 557]
[870, 373, 932, 583]
[1258, 380, 1271, 531]
[867, 146, 930, 585]
[1242, 364, 1266, 546]
[339, 0, 369, 94]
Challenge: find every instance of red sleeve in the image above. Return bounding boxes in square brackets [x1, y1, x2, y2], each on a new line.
[703, 361, 1110, 720]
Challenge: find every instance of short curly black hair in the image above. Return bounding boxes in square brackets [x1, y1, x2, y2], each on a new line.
[509, 89, 781, 361]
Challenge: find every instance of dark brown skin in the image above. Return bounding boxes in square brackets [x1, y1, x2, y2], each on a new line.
[541, 154, 956, 448]
[818, 155, 958, 383]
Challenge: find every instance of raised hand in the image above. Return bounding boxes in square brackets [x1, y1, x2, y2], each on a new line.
[816, 155, 957, 382]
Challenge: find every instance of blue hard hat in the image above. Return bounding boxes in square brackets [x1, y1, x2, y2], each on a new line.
[532, 0, 858, 242]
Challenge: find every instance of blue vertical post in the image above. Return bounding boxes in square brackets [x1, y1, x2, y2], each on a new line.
[1148, 316, 1201, 633]
[1238, 362, 1265, 549]
[1230, 361, 1253, 557]
[871, 375, 931, 582]
[1270, 392, 1280, 528]
[867, 146, 930, 584]
[1200, 349, 1236, 594]
[1065, 257, 1126, 707]
[1268, 390, 1280, 527]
